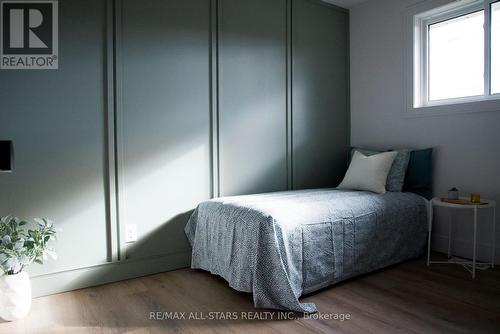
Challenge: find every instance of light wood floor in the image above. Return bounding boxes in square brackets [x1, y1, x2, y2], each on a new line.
[1, 254, 500, 334]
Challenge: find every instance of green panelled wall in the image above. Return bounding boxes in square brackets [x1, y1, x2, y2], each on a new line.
[0, 0, 349, 296]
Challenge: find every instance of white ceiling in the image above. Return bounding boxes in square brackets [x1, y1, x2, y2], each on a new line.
[322, 0, 370, 9]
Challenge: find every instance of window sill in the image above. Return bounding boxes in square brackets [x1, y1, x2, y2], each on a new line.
[406, 96, 500, 118]
[421, 93, 500, 107]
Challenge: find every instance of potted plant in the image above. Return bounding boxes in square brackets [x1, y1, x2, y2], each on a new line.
[0, 215, 57, 321]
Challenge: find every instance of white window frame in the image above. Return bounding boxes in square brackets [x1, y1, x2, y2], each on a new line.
[405, 0, 500, 116]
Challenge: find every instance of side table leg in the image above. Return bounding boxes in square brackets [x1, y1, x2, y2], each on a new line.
[492, 208, 496, 269]
[427, 200, 433, 267]
[448, 210, 453, 258]
[473, 206, 478, 279]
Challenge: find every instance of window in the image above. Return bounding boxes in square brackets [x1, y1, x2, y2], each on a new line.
[428, 11, 484, 101]
[413, 0, 500, 108]
[492, 1, 500, 94]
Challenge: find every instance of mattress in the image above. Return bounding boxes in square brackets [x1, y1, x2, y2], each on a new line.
[184, 188, 428, 313]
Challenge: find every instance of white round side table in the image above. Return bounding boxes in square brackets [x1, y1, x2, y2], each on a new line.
[427, 197, 496, 278]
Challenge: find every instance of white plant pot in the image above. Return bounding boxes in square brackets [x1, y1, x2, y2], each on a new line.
[0, 272, 32, 321]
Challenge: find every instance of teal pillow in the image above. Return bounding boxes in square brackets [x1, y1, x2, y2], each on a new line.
[350, 148, 411, 192]
[403, 148, 433, 199]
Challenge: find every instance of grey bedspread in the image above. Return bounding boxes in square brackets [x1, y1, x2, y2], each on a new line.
[185, 189, 428, 313]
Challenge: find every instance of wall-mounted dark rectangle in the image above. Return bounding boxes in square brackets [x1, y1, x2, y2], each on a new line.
[0, 140, 13, 172]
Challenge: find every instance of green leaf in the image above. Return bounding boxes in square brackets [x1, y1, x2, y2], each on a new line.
[0, 216, 57, 272]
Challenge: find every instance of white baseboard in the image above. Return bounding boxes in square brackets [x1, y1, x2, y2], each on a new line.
[30, 251, 191, 298]
[432, 234, 499, 265]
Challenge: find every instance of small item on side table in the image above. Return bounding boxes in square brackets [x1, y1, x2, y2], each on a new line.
[440, 198, 489, 205]
[448, 187, 459, 200]
[471, 193, 481, 204]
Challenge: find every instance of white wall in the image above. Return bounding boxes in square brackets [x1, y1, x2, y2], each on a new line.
[350, 0, 500, 263]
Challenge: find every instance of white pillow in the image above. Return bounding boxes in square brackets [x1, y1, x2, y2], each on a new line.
[337, 150, 398, 194]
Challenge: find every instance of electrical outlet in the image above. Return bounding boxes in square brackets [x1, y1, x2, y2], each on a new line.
[125, 224, 137, 243]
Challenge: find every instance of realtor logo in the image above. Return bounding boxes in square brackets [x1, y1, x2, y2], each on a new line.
[1, 0, 58, 69]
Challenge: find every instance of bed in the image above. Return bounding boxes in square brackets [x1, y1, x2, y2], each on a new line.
[184, 188, 428, 313]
